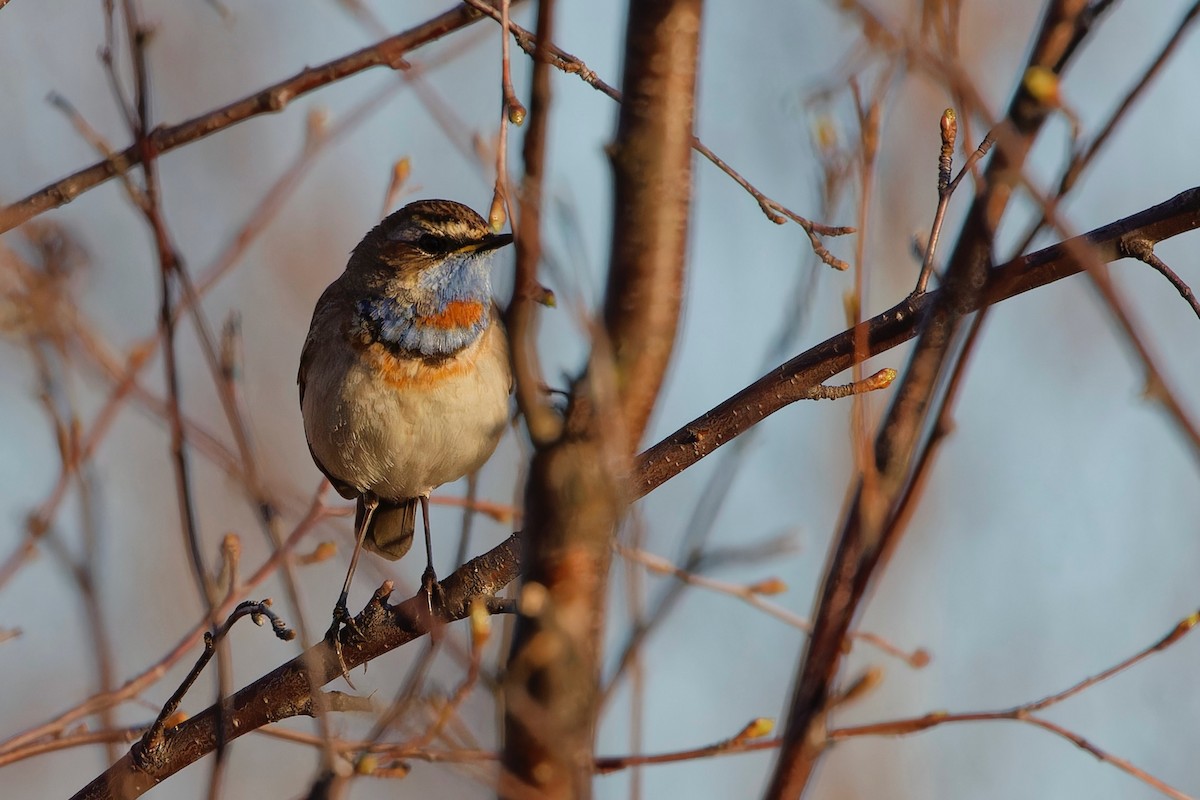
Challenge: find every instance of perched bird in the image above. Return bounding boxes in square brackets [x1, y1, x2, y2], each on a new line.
[298, 199, 512, 645]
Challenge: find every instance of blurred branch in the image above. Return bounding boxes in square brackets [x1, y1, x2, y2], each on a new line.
[616, 543, 926, 667]
[600, 0, 700, 453]
[0, 488, 331, 764]
[1058, 0, 1200, 197]
[765, 3, 1120, 795]
[506, 0, 562, 447]
[0, 2, 507, 233]
[501, 0, 702, 795]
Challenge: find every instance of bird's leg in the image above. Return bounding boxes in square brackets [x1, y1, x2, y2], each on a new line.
[326, 492, 377, 685]
[419, 494, 446, 620]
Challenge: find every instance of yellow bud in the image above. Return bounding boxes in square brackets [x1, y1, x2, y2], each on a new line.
[839, 666, 884, 704]
[735, 717, 774, 741]
[814, 116, 838, 153]
[470, 597, 491, 643]
[868, 367, 898, 390]
[488, 192, 507, 234]
[940, 108, 957, 143]
[1023, 67, 1060, 106]
[748, 577, 787, 595]
[393, 157, 410, 186]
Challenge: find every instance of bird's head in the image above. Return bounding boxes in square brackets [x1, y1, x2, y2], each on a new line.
[350, 199, 513, 290]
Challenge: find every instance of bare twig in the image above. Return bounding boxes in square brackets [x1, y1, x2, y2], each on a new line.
[598, 612, 1200, 799]
[134, 600, 294, 770]
[616, 543, 925, 666]
[0, 3, 503, 233]
[505, 0, 562, 447]
[460, 0, 852, 268]
[1120, 237, 1200, 321]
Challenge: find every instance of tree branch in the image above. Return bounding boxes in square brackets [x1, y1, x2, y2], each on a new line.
[0, 3, 505, 234]
[69, 535, 521, 800]
[764, 2, 1124, 795]
[636, 185, 1200, 497]
[500, 0, 702, 796]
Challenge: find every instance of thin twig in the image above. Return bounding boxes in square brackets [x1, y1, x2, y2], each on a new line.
[0, 3, 504, 233]
[462, 0, 855, 268]
[599, 612, 1200, 799]
[1119, 237, 1200, 321]
[616, 543, 926, 666]
[505, 0, 562, 446]
[134, 600, 294, 769]
[0, 487, 330, 760]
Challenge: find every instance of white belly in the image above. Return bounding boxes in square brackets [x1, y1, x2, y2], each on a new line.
[302, 322, 511, 500]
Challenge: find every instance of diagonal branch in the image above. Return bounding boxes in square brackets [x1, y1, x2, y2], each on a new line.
[0, 3, 506, 234]
[69, 535, 521, 800]
[636, 186, 1200, 497]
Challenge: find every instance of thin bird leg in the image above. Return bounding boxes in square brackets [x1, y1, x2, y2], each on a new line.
[419, 494, 445, 617]
[326, 492, 378, 684]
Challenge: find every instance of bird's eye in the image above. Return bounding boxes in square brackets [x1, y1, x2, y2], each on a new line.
[414, 233, 454, 255]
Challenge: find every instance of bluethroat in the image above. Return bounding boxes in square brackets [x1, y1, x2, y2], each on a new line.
[298, 199, 512, 663]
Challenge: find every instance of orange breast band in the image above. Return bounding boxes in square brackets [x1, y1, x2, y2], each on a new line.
[418, 300, 486, 330]
[363, 342, 473, 389]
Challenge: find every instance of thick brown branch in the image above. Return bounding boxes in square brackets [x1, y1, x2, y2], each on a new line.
[501, 0, 702, 797]
[602, 0, 701, 453]
[635, 186, 1200, 498]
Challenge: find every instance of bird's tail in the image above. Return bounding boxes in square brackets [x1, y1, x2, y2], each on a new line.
[358, 496, 417, 561]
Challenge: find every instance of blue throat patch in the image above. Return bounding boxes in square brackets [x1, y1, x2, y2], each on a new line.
[355, 252, 492, 358]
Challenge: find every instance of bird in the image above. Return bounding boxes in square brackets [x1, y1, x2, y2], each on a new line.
[298, 199, 512, 660]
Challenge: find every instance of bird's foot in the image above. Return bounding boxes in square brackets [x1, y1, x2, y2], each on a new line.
[325, 597, 365, 687]
[420, 565, 447, 640]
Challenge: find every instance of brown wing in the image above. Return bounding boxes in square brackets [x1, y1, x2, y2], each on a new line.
[298, 282, 358, 501]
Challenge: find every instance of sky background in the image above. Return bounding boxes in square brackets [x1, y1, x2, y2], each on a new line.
[1, 1, 1199, 798]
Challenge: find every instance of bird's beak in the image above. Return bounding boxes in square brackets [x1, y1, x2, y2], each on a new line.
[460, 232, 514, 254]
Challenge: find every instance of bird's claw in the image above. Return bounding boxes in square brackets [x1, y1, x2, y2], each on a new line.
[420, 566, 447, 638]
[326, 599, 365, 687]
